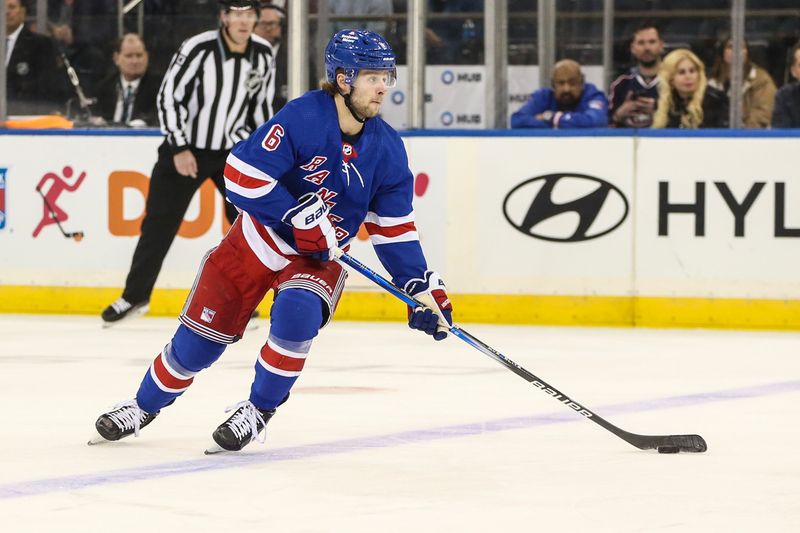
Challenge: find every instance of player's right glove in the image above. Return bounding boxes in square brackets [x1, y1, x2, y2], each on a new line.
[405, 270, 453, 341]
[282, 192, 337, 261]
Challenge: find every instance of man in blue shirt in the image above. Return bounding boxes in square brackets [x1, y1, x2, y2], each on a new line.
[511, 59, 608, 129]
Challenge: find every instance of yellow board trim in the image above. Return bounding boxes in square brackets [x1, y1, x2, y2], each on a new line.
[0, 286, 798, 330]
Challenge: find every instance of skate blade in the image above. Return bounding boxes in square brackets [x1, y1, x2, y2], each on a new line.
[204, 443, 232, 455]
[87, 430, 110, 446]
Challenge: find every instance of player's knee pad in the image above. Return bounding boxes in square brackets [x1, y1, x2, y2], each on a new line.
[170, 324, 227, 372]
[270, 288, 324, 341]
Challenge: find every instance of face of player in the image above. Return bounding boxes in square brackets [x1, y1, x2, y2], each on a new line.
[115, 36, 149, 81]
[630, 28, 663, 68]
[672, 58, 700, 98]
[347, 69, 393, 119]
[552, 70, 583, 107]
[221, 8, 258, 47]
[6, 0, 25, 34]
[255, 8, 282, 45]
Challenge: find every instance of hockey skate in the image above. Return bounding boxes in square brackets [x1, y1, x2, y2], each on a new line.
[204, 400, 276, 454]
[101, 297, 150, 327]
[88, 400, 158, 445]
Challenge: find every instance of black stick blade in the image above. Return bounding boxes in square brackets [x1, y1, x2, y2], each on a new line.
[633, 434, 707, 453]
[667, 434, 707, 453]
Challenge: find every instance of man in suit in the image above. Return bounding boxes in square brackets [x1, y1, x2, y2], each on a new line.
[5, 0, 63, 115]
[93, 33, 160, 127]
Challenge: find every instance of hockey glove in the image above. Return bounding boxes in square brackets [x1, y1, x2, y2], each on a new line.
[282, 192, 337, 261]
[405, 270, 453, 341]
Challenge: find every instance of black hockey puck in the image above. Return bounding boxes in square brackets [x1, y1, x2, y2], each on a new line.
[657, 445, 680, 454]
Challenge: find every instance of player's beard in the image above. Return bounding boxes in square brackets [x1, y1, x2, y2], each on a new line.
[350, 88, 382, 119]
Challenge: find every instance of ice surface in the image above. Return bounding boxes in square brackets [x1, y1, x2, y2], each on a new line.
[0, 315, 798, 532]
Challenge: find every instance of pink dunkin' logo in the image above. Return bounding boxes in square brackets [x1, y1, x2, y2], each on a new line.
[33, 166, 86, 238]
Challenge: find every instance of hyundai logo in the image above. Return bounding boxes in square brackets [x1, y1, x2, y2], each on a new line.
[391, 90, 405, 105]
[441, 70, 455, 85]
[440, 111, 454, 126]
[502, 173, 629, 242]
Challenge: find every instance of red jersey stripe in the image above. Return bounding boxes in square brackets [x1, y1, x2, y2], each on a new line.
[260, 344, 306, 372]
[364, 221, 417, 238]
[153, 354, 194, 390]
[224, 162, 273, 189]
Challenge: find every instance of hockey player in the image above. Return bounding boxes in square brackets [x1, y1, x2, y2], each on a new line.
[89, 29, 454, 453]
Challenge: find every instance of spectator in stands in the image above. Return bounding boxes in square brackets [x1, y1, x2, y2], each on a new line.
[392, 0, 481, 64]
[50, 21, 108, 99]
[510, 59, 608, 129]
[5, 0, 63, 115]
[708, 36, 776, 128]
[93, 33, 161, 127]
[652, 48, 728, 129]
[426, 0, 483, 64]
[256, 0, 287, 111]
[329, 0, 393, 36]
[608, 21, 663, 128]
[772, 41, 800, 128]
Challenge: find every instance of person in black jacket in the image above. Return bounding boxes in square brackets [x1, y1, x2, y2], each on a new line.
[93, 33, 161, 126]
[652, 48, 728, 129]
[5, 0, 63, 115]
[772, 41, 800, 128]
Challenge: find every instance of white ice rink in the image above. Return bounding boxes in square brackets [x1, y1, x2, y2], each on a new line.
[0, 314, 799, 532]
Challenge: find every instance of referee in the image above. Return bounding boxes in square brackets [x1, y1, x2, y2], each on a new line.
[103, 0, 275, 324]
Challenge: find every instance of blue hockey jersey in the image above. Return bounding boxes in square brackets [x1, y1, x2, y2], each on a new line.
[224, 90, 427, 287]
[510, 82, 608, 129]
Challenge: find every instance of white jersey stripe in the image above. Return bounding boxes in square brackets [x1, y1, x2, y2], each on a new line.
[267, 338, 309, 359]
[369, 231, 420, 245]
[242, 214, 292, 271]
[365, 211, 415, 226]
[225, 178, 279, 199]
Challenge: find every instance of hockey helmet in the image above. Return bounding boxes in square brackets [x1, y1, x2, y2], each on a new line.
[219, 0, 259, 11]
[324, 29, 397, 87]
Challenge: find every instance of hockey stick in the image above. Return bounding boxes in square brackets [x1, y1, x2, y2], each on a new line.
[35, 187, 85, 241]
[333, 248, 707, 454]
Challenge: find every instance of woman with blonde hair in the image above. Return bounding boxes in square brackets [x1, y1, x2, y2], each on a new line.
[652, 48, 728, 128]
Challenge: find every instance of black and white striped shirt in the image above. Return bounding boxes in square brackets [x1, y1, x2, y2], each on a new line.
[157, 30, 275, 152]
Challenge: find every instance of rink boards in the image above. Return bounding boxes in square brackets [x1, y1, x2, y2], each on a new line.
[0, 129, 798, 328]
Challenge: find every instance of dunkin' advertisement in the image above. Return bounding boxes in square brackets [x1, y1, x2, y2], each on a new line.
[0, 133, 447, 291]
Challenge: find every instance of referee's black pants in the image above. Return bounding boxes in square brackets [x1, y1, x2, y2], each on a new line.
[121, 140, 238, 305]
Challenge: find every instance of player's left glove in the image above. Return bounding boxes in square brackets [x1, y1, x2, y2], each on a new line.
[405, 270, 453, 341]
[282, 192, 337, 261]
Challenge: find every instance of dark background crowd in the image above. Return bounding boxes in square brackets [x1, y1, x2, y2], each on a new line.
[4, 0, 800, 128]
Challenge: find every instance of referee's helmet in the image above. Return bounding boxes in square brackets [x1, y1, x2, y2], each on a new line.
[219, 0, 259, 11]
[324, 30, 397, 87]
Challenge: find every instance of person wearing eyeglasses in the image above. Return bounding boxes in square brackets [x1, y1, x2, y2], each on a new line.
[255, 0, 287, 110]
